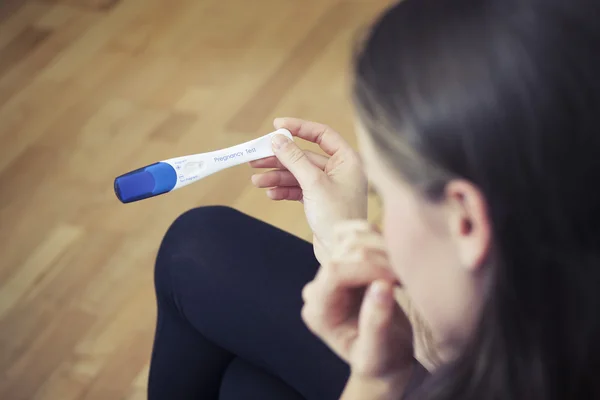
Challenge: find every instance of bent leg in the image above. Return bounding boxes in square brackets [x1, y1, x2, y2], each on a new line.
[148, 206, 349, 400]
[148, 290, 233, 399]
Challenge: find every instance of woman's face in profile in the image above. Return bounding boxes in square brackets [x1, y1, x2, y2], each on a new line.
[355, 121, 491, 361]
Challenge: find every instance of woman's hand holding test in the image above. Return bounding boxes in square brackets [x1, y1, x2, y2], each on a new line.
[249, 118, 368, 264]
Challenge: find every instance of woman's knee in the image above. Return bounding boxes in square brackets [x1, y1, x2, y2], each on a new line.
[171, 205, 241, 232]
[154, 206, 243, 287]
[160, 205, 244, 254]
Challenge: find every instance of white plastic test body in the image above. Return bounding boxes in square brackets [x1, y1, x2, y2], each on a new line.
[114, 128, 293, 203]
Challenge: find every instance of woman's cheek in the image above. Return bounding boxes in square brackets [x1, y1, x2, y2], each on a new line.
[381, 198, 432, 288]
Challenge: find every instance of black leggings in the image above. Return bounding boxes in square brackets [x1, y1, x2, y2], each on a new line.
[147, 206, 350, 400]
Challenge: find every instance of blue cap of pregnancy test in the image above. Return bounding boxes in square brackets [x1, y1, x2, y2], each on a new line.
[114, 162, 177, 203]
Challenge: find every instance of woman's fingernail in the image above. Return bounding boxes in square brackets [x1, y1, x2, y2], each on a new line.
[251, 174, 259, 185]
[272, 134, 289, 150]
[369, 281, 391, 304]
[274, 117, 284, 127]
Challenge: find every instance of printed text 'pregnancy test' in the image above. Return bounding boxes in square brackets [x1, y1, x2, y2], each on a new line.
[114, 129, 293, 203]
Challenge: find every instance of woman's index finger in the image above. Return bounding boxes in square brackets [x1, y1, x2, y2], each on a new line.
[274, 117, 351, 156]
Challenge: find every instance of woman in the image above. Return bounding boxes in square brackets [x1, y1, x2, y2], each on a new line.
[147, 0, 600, 398]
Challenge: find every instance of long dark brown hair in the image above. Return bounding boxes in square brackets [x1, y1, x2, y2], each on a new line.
[352, 0, 600, 399]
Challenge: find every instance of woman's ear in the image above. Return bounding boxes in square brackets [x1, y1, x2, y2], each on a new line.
[444, 180, 491, 271]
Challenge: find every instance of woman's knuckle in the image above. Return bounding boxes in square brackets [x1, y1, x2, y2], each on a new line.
[301, 283, 312, 302]
[287, 148, 305, 165]
[275, 171, 286, 186]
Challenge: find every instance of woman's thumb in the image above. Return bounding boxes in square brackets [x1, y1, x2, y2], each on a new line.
[272, 134, 324, 189]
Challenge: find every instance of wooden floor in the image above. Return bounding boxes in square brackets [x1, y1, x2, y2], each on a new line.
[0, 0, 390, 398]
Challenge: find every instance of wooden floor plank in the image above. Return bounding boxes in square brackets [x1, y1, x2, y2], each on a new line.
[0, 307, 96, 400]
[0, 26, 52, 77]
[226, 1, 369, 133]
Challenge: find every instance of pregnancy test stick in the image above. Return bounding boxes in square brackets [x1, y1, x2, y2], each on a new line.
[114, 128, 293, 203]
